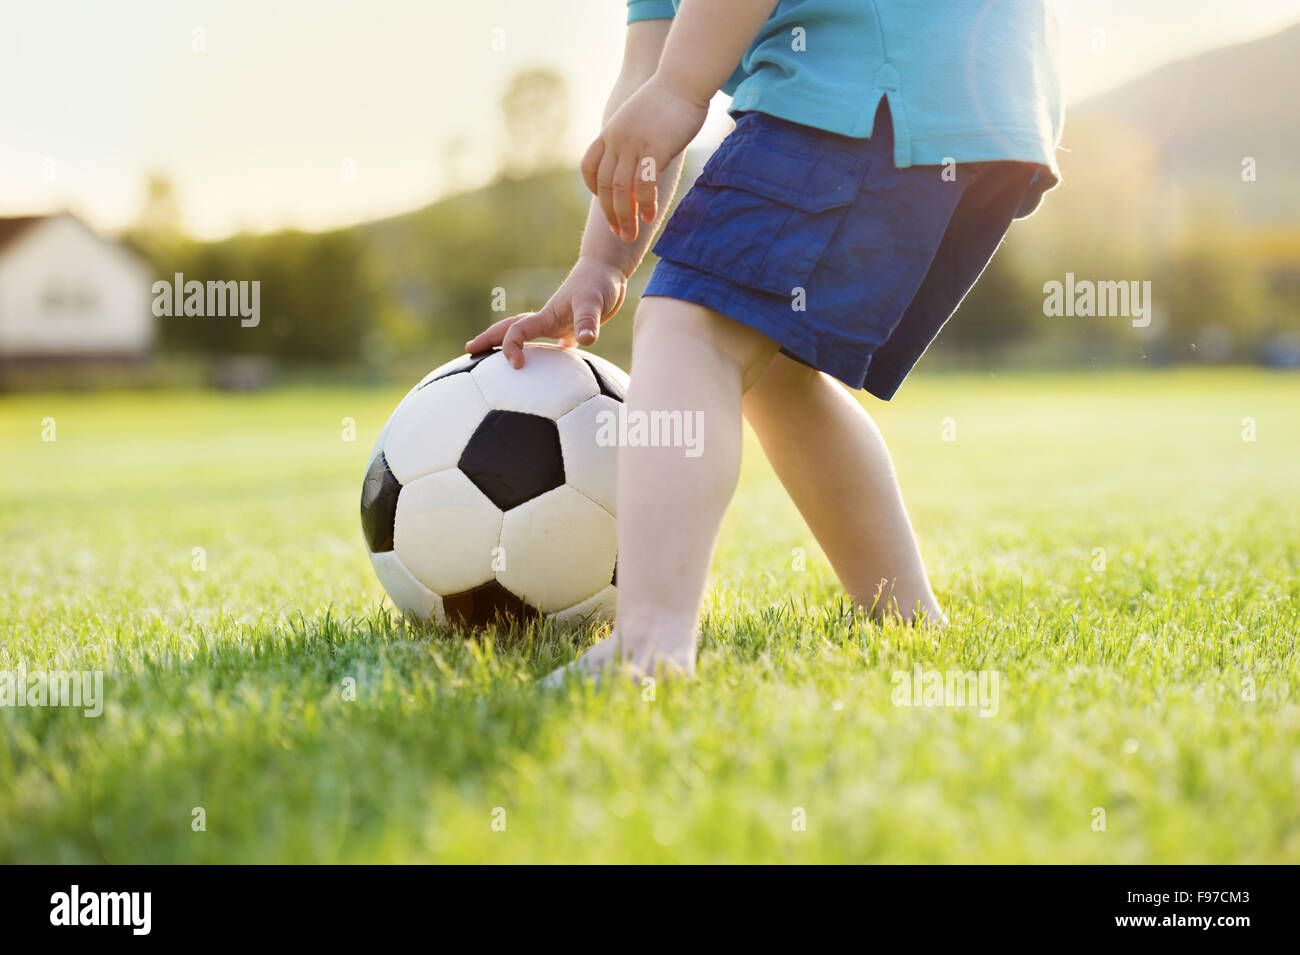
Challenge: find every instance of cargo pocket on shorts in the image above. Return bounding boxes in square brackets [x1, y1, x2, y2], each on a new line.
[654, 131, 868, 297]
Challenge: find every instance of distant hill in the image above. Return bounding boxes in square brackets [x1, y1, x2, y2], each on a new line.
[1069, 21, 1300, 223]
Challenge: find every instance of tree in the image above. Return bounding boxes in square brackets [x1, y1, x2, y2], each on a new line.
[499, 68, 570, 177]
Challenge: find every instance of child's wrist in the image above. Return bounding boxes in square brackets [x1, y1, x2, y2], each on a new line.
[650, 67, 714, 113]
[577, 236, 640, 278]
[578, 252, 637, 282]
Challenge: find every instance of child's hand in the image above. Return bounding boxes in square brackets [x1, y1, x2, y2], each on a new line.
[465, 257, 628, 368]
[581, 76, 708, 243]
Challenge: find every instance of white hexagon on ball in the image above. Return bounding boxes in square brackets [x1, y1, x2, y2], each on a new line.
[557, 394, 621, 516]
[382, 373, 490, 484]
[471, 344, 598, 419]
[393, 469, 502, 595]
[497, 484, 616, 613]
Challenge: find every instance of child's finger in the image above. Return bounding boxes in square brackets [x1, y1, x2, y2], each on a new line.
[634, 159, 658, 223]
[581, 137, 604, 197]
[611, 154, 638, 241]
[501, 309, 555, 369]
[464, 315, 517, 353]
[595, 150, 619, 235]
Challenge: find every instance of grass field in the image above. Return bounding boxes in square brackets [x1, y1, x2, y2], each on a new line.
[1, 367, 1297, 863]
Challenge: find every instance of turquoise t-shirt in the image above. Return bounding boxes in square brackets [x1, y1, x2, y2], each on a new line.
[626, 0, 1063, 213]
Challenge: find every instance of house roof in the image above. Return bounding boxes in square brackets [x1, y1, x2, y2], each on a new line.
[0, 213, 149, 278]
[0, 216, 49, 254]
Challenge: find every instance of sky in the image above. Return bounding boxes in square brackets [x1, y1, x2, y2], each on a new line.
[2, 0, 1298, 238]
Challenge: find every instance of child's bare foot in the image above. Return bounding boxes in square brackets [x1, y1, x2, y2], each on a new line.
[540, 630, 696, 688]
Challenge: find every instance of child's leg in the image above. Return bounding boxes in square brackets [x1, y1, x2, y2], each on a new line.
[558, 296, 779, 679]
[742, 354, 943, 624]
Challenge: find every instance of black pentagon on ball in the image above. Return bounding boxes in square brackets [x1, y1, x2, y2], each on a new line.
[458, 410, 564, 511]
[583, 358, 626, 402]
[418, 348, 497, 389]
[443, 579, 541, 628]
[360, 450, 401, 552]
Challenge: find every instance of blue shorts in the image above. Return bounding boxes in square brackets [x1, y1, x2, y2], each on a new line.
[644, 104, 1041, 399]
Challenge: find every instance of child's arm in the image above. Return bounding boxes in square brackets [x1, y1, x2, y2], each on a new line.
[467, 19, 680, 366]
[583, 0, 780, 242]
[579, 17, 683, 281]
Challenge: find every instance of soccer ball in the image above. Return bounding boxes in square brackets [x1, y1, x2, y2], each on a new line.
[360, 343, 627, 628]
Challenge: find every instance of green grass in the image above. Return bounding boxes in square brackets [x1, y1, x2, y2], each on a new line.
[1, 368, 1297, 863]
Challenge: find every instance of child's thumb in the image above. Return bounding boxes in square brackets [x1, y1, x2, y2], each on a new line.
[571, 295, 601, 346]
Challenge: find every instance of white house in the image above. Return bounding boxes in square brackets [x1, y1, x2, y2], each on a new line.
[0, 212, 154, 369]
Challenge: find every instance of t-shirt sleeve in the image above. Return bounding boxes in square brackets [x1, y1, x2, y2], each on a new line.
[626, 0, 675, 23]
